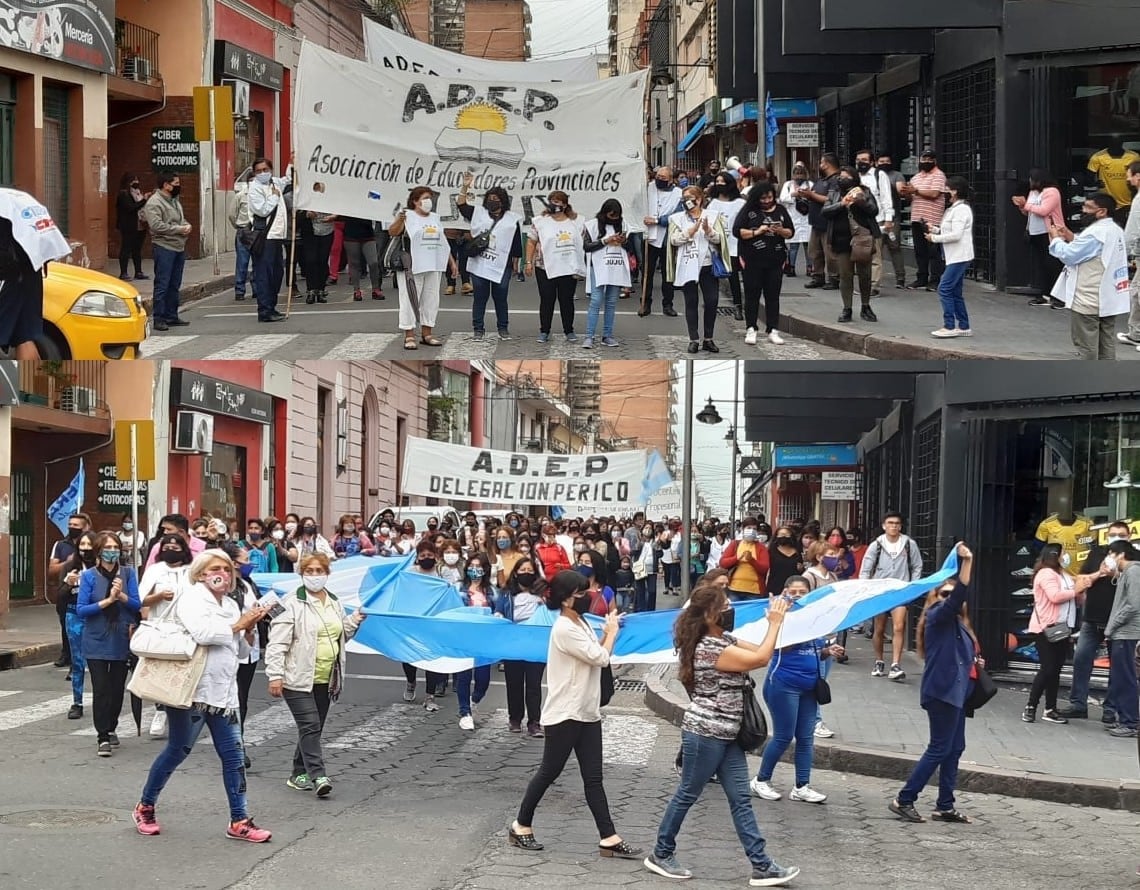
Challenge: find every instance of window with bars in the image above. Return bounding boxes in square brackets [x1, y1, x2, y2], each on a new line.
[42, 85, 71, 235]
[936, 64, 996, 283]
[910, 416, 942, 567]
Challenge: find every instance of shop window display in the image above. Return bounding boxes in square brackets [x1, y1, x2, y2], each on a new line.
[200, 444, 246, 532]
[1067, 63, 1140, 225]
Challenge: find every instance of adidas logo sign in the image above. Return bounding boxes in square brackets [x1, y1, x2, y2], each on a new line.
[1016, 546, 1031, 556]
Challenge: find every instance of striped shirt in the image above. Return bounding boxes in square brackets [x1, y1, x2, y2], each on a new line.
[909, 168, 948, 227]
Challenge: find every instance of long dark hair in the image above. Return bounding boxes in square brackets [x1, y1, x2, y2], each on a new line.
[119, 172, 137, 192]
[740, 180, 777, 215]
[674, 581, 726, 693]
[465, 552, 494, 597]
[916, 582, 976, 660]
[946, 175, 971, 202]
[506, 556, 546, 597]
[65, 530, 100, 576]
[1033, 543, 1063, 578]
[1028, 168, 1056, 192]
[576, 547, 609, 588]
[595, 198, 623, 234]
[483, 186, 511, 214]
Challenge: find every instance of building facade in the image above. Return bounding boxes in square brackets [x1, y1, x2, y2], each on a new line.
[403, 0, 532, 61]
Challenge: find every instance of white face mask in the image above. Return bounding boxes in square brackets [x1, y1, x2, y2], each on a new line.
[271, 529, 285, 541]
[285, 522, 297, 534]
[443, 552, 460, 566]
[380, 526, 391, 535]
[302, 574, 327, 592]
[255, 171, 272, 185]
[419, 198, 433, 213]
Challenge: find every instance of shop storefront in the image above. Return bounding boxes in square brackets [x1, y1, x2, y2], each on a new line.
[166, 367, 274, 532]
[213, 39, 286, 182]
[770, 444, 861, 530]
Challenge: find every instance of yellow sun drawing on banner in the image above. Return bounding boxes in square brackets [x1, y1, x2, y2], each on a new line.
[455, 102, 508, 133]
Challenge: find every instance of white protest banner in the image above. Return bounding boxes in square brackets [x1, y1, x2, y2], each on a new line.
[645, 483, 683, 519]
[402, 437, 650, 506]
[362, 18, 598, 82]
[293, 41, 648, 228]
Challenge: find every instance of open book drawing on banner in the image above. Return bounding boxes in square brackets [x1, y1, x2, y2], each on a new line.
[434, 103, 526, 168]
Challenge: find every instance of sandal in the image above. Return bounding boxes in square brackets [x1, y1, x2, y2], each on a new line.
[889, 799, 926, 823]
[598, 840, 643, 859]
[931, 809, 972, 824]
[403, 336, 418, 350]
[421, 335, 443, 347]
[507, 824, 544, 851]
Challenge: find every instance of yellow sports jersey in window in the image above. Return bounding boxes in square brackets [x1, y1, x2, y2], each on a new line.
[313, 597, 343, 685]
[1035, 514, 1095, 575]
[1087, 150, 1140, 208]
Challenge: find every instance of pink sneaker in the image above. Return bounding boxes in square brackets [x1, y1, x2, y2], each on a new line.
[133, 803, 161, 836]
[227, 817, 272, 843]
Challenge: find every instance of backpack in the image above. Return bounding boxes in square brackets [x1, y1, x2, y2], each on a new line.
[866, 534, 922, 580]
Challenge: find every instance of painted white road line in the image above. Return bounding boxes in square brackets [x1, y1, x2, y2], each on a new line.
[325, 702, 422, 752]
[139, 335, 199, 357]
[0, 694, 91, 731]
[201, 306, 644, 319]
[240, 701, 300, 747]
[346, 672, 511, 689]
[203, 334, 299, 360]
[601, 714, 658, 766]
[0, 690, 22, 699]
[71, 703, 159, 737]
[320, 332, 400, 360]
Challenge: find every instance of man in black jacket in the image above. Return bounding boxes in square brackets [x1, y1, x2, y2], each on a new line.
[1061, 519, 1132, 720]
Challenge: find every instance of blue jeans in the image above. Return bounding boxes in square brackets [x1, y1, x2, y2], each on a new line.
[454, 665, 491, 717]
[141, 706, 248, 821]
[758, 674, 818, 786]
[253, 240, 284, 318]
[1107, 639, 1139, 730]
[472, 265, 511, 333]
[1069, 621, 1114, 713]
[64, 608, 86, 705]
[897, 698, 968, 811]
[938, 261, 970, 330]
[234, 232, 252, 297]
[654, 730, 774, 871]
[152, 245, 185, 322]
[787, 242, 801, 272]
[586, 271, 621, 339]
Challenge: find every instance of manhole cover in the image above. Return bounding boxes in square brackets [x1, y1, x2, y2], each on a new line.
[0, 809, 118, 829]
[614, 679, 646, 692]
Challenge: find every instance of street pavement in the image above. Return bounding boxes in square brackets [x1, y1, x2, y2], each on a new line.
[0, 650, 1136, 890]
[128, 255, 1140, 360]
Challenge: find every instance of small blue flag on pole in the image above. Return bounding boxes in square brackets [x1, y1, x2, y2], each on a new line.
[764, 94, 780, 159]
[640, 449, 674, 505]
[47, 460, 85, 535]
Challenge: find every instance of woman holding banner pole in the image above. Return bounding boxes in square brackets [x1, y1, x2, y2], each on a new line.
[459, 172, 523, 341]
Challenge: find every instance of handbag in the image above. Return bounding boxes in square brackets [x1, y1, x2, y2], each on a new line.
[600, 664, 615, 707]
[383, 232, 408, 272]
[812, 642, 833, 705]
[1033, 603, 1072, 643]
[967, 666, 998, 712]
[130, 618, 196, 661]
[127, 646, 208, 709]
[848, 209, 874, 264]
[710, 250, 732, 279]
[735, 676, 769, 753]
[465, 230, 492, 257]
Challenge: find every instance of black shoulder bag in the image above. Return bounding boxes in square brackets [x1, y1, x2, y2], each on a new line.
[812, 642, 833, 705]
[736, 676, 769, 753]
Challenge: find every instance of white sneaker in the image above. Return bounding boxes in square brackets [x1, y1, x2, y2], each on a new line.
[930, 327, 959, 338]
[424, 696, 440, 712]
[813, 720, 834, 739]
[750, 778, 782, 801]
[888, 663, 906, 681]
[744, 327, 758, 345]
[1116, 331, 1140, 344]
[1106, 471, 1133, 490]
[149, 710, 168, 739]
[789, 784, 827, 804]
[871, 660, 886, 677]
[767, 330, 785, 345]
[458, 714, 475, 731]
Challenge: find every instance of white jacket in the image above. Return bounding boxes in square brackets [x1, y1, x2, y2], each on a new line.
[859, 168, 895, 224]
[265, 588, 360, 693]
[778, 180, 813, 244]
[174, 582, 250, 711]
[930, 201, 975, 265]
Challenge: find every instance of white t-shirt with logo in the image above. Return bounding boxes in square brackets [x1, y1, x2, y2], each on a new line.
[405, 211, 449, 273]
[467, 205, 521, 282]
[531, 215, 586, 279]
[584, 218, 631, 288]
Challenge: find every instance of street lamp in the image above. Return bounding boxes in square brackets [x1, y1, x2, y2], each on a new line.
[693, 364, 744, 528]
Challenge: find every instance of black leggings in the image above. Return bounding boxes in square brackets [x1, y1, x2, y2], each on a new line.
[118, 228, 143, 277]
[682, 267, 720, 341]
[237, 661, 258, 729]
[87, 658, 128, 742]
[517, 719, 615, 838]
[742, 262, 783, 332]
[536, 268, 577, 334]
[1028, 634, 1070, 711]
[402, 662, 445, 693]
[726, 256, 742, 306]
[301, 231, 334, 294]
[504, 659, 545, 725]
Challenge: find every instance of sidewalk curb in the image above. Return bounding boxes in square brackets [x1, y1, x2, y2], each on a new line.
[778, 310, 1002, 360]
[644, 665, 1140, 813]
[0, 641, 62, 671]
[139, 274, 235, 315]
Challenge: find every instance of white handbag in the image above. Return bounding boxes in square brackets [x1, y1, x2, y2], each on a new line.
[130, 594, 196, 661]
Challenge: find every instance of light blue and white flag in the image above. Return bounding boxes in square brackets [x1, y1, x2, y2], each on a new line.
[47, 461, 85, 536]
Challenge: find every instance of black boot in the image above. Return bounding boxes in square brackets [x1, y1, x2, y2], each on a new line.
[305, 292, 316, 305]
[733, 303, 743, 321]
[860, 305, 878, 322]
[804, 277, 826, 289]
[837, 308, 853, 323]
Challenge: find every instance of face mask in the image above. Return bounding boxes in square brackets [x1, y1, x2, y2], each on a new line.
[574, 543, 587, 553]
[247, 532, 261, 542]
[509, 519, 519, 528]
[67, 528, 82, 541]
[878, 163, 892, 172]
[683, 198, 698, 210]
[302, 574, 327, 592]
[497, 539, 511, 550]
[716, 607, 736, 633]
[516, 572, 536, 588]
[79, 550, 97, 567]
[678, 177, 689, 187]
[343, 526, 355, 535]
[775, 536, 795, 547]
[205, 572, 230, 591]
[577, 565, 594, 579]
[1079, 212, 1100, 228]
[856, 161, 872, 174]
[302, 525, 317, 535]
[122, 522, 133, 531]
[742, 529, 758, 541]
[486, 200, 501, 212]
[828, 536, 844, 546]
[380, 526, 390, 535]
[838, 178, 856, 192]
[443, 552, 460, 565]
[285, 522, 297, 534]
[159, 550, 183, 565]
[467, 567, 485, 580]
[272, 529, 285, 541]
[572, 593, 592, 615]
[550, 204, 565, 214]
[519, 546, 531, 555]
[757, 535, 769, 544]
[428, 525, 438, 532]
[130, 182, 139, 189]
[419, 198, 433, 212]
[418, 557, 437, 570]
[239, 563, 255, 579]
[255, 172, 272, 185]
[919, 162, 935, 173]
[822, 556, 840, 571]
[101, 549, 120, 563]
[170, 185, 182, 198]
[819, 167, 827, 177]
[655, 179, 672, 190]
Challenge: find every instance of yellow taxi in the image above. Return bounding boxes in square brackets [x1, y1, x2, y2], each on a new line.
[39, 264, 150, 359]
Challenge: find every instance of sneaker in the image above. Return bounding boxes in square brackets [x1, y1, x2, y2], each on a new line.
[472, 330, 485, 340]
[537, 332, 550, 343]
[1105, 471, 1133, 489]
[767, 330, 785, 345]
[1010, 566, 1034, 577]
[744, 327, 758, 345]
[813, 720, 834, 739]
[643, 852, 693, 880]
[424, 696, 440, 712]
[931, 327, 960, 338]
[564, 332, 579, 342]
[67, 704, 83, 719]
[97, 741, 112, 757]
[149, 710, 168, 738]
[226, 818, 272, 843]
[526, 722, 545, 738]
[459, 714, 475, 731]
[403, 682, 416, 702]
[371, 289, 385, 301]
[602, 337, 620, 348]
[581, 337, 595, 349]
[498, 330, 512, 341]
[956, 329, 973, 337]
[1109, 725, 1138, 738]
[1117, 331, 1140, 345]
[1057, 707, 1088, 719]
[1021, 705, 1036, 723]
[871, 660, 886, 677]
[789, 784, 827, 804]
[508, 720, 523, 733]
[314, 776, 333, 798]
[888, 664, 906, 682]
[750, 862, 800, 886]
[108, 732, 120, 747]
[1102, 712, 1119, 725]
[1027, 295, 1051, 307]
[286, 773, 313, 791]
[132, 803, 161, 836]
[749, 778, 782, 801]
[353, 289, 363, 301]
[1041, 709, 1068, 725]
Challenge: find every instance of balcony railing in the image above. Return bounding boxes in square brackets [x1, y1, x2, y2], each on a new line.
[17, 361, 109, 418]
[115, 18, 161, 84]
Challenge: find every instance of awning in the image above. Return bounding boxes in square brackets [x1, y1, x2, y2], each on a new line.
[677, 114, 708, 154]
[739, 470, 775, 506]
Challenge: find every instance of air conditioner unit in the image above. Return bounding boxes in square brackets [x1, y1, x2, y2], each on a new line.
[521, 438, 543, 451]
[173, 411, 214, 453]
[222, 78, 250, 119]
[59, 386, 97, 415]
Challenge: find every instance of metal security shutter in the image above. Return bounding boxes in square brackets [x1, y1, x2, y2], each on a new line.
[42, 85, 70, 235]
[936, 64, 996, 283]
[910, 416, 941, 569]
[9, 471, 33, 599]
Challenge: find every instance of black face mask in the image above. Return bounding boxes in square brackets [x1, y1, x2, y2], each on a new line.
[655, 179, 672, 190]
[302, 525, 317, 535]
[571, 593, 592, 615]
[716, 607, 736, 633]
[159, 550, 185, 565]
[515, 572, 537, 588]
[170, 185, 182, 198]
[1079, 212, 1101, 228]
[67, 528, 82, 541]
[486, 201, 501, 213]
[838, 178, 856, 192]
[919, 162, 935, 173]
[877, 163, 892, 173]
[856, 162, 872, 174]
[418, 557, 437, 570]
[775, 536, 796, 547]
[79, 550, 97, 567]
